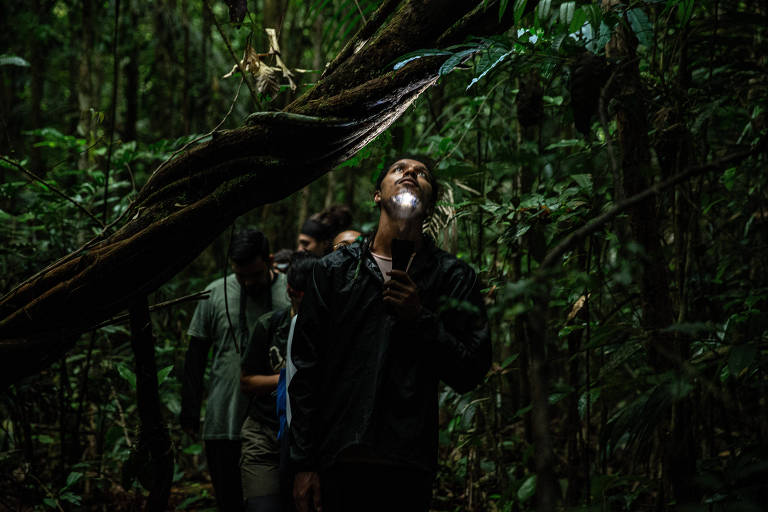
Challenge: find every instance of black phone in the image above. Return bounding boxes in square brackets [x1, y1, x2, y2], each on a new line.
[391, 238, 415, 271]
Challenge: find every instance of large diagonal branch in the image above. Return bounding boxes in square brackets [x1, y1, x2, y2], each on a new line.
[0, 0, 519, 388]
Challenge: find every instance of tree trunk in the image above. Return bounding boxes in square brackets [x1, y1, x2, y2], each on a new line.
[0, 0, 522, 388]
[123, 0, 139, 142]
[128, 296, 173, 511]
[608, 16, 693, 505]
[77, 0, 95, 171]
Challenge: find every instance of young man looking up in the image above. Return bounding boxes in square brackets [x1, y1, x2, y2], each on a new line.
[181, 229, 290, 511]
[289, 157, 491, 512]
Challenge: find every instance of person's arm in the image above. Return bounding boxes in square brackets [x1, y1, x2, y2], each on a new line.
[385, 265, 491, 393]
[180, 335, 213, 435]
[240, 313, 280, 395]
[240, 373, 280, 395]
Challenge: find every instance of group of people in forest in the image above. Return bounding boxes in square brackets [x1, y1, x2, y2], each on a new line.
[180, 157, 491, 512]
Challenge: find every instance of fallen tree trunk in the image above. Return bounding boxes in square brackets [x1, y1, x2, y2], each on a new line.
[0, 0, 519, 388]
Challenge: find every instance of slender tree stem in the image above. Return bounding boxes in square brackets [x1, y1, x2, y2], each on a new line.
[103, 0, 121, 224]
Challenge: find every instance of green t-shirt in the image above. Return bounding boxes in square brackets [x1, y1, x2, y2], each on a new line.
[188, 272, 289, 440]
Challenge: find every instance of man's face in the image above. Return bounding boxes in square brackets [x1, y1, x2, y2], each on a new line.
[332, 230, 361, 251]
[232, 258, 271, 299]
[374, 158, 433, 220]
[296, 234, 324, 256]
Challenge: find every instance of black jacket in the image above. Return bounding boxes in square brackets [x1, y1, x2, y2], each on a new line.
[288, 237, 491, 473]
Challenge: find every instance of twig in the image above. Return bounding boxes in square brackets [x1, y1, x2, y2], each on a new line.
[0, 155, 105, 228]
[352, 0, 367, 23]
[204, 0, 259, 105]
[103, 0, 121, 224]
[28, 473, 66, 512]
[90, 290, 211, 331]
[539, 149, 754, 271]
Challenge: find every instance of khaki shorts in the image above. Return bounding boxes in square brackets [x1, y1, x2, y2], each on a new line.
[240, 416, 280, 498]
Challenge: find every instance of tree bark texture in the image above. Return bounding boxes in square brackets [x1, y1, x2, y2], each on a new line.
[128, 296, 173, 511]
[608, 18, 694, 505]
[0, 0, 520, 388]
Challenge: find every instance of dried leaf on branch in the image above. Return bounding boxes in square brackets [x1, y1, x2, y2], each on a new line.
[222, 28, 299, 96]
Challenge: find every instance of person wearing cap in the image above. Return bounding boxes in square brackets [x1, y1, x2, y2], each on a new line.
[289, 157, 491, 512]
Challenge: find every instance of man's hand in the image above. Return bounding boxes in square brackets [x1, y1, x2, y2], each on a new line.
[293, 471, 322, 512]
[383, 270, 422, 322]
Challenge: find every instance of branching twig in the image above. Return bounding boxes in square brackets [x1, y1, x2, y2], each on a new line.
[205, 0, 259, 105]
[28, 473, 66, 512]
[90, 290, 211, 331]
[0, 156, 105, 228]
[540, 149, 754, 271]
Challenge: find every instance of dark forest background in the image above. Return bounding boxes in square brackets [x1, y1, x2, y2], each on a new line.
[1, 0, 767, 510]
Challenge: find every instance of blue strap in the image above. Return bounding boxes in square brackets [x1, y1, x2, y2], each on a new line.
[276, 368, 287, 439]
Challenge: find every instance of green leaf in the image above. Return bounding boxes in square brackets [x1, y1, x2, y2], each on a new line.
[499, 0, 510, 21]
[537, 0, 552, 21]
[513, 0, 528, 25]
[559, 1, 575, 26]
[439, 48, 479, 76]
[578, 388, 601, 419]
[392, 49, 452, 70]
[467, 49, 514, 90]
[60, 491, 82, 505]
[627, 8, 653, 48]
[517, 474, 537, 502]
[116, 362, 136, 389]
[569, 7, 588, 33]
[43, 498, 57, 509]
[677, 0, 694, 25]
[183, 443, 204, 455]
[0, 54, 31, 67]
[571, 173, 593, 194]
[65, 471, 83, 488]
[157, 365, 174, 385]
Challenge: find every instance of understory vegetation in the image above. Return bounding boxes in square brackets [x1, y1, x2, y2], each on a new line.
[1, 0, 766, 510]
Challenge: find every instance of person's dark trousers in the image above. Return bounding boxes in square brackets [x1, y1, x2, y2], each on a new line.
[279, 432, 294, 511]
[244, 495, 282, 512]
[319, 463, 433, 512]
[205, 439, 244, 511]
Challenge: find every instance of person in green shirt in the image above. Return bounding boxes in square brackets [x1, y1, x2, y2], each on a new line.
[181, 229, 290, 511]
